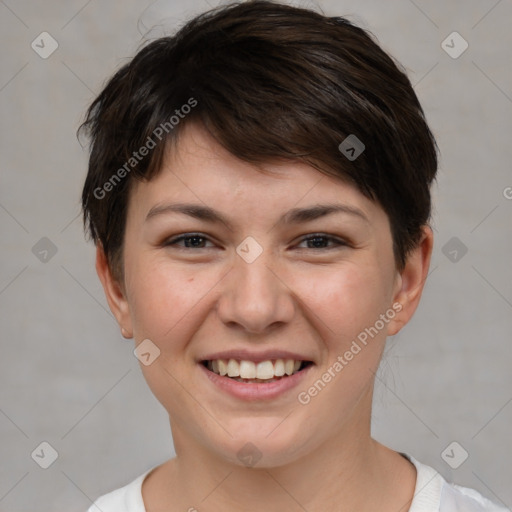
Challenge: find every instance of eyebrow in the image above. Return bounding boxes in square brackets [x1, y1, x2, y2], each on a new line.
[145, 202, 369, 229]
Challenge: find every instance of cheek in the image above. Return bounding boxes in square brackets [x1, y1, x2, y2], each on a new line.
[292, 266, 393, 427]
[126, 254, 394, 352]
[125, 261, 215, 411]
[126, 258, 210, 348]
[292, 262, 392, 346]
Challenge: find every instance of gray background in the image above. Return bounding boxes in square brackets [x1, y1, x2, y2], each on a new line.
[1, 0, 511, 510]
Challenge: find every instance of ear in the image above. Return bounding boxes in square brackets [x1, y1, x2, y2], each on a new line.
[387, 226, 433, 336]
[95, 245, 133, 338]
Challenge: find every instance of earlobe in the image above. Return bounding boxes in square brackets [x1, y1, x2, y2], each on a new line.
[387, 226, 433, 336]
[95, 245, 133, 338]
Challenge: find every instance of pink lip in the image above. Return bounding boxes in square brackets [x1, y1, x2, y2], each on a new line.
[198, 349, 314, 364]
[198, 361, 314, 401]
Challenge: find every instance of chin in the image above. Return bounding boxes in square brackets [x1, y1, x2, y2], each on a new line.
[207, 421, 315, 469]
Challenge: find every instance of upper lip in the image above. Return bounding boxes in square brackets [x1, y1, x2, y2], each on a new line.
[198, 349, 315, 364]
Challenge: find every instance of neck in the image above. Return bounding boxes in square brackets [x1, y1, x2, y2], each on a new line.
[146, 391, 416, 512]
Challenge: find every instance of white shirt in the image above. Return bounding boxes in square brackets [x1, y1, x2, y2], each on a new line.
[87, 454, 510, 511]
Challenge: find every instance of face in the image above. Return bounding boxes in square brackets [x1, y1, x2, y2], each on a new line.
[98, 122, 431, 468]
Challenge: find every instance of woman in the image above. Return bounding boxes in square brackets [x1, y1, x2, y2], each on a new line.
[81, 1, 508, 510]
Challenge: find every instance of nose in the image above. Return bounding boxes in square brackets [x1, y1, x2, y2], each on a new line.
[216, 245, 295, 334]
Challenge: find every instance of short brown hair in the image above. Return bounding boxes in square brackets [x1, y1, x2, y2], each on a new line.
[79, 0, 438, 282]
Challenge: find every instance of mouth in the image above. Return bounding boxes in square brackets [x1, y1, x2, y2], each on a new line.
[201, 358, 314, 384]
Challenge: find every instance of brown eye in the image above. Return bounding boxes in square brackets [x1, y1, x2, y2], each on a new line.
[164, 233, 214, 249]
[296, 234, 347, 250]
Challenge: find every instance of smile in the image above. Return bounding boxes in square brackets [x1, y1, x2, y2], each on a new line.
[199, 358, 314, 400]
[203, 358, 312, 383]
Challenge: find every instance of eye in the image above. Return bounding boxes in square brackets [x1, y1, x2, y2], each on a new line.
[295, 234, 348, 250]
[163, 233, 215, 249]
[162, 233, 348, 251]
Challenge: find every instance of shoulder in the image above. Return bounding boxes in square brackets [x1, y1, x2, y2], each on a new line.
[405, 454, 509, 512]
[440, 480, 510, 512]
[86, 467, 155, 512]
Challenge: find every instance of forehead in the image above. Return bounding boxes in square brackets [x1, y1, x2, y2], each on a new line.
[126, 122, 386, 228]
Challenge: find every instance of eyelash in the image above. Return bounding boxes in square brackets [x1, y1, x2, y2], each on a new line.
[163, 233, 348, 250]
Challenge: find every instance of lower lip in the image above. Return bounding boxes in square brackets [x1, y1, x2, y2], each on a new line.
[199, 362, 314, 401]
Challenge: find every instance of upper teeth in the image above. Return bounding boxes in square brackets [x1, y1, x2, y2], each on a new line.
[208, 359, 303, 379]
